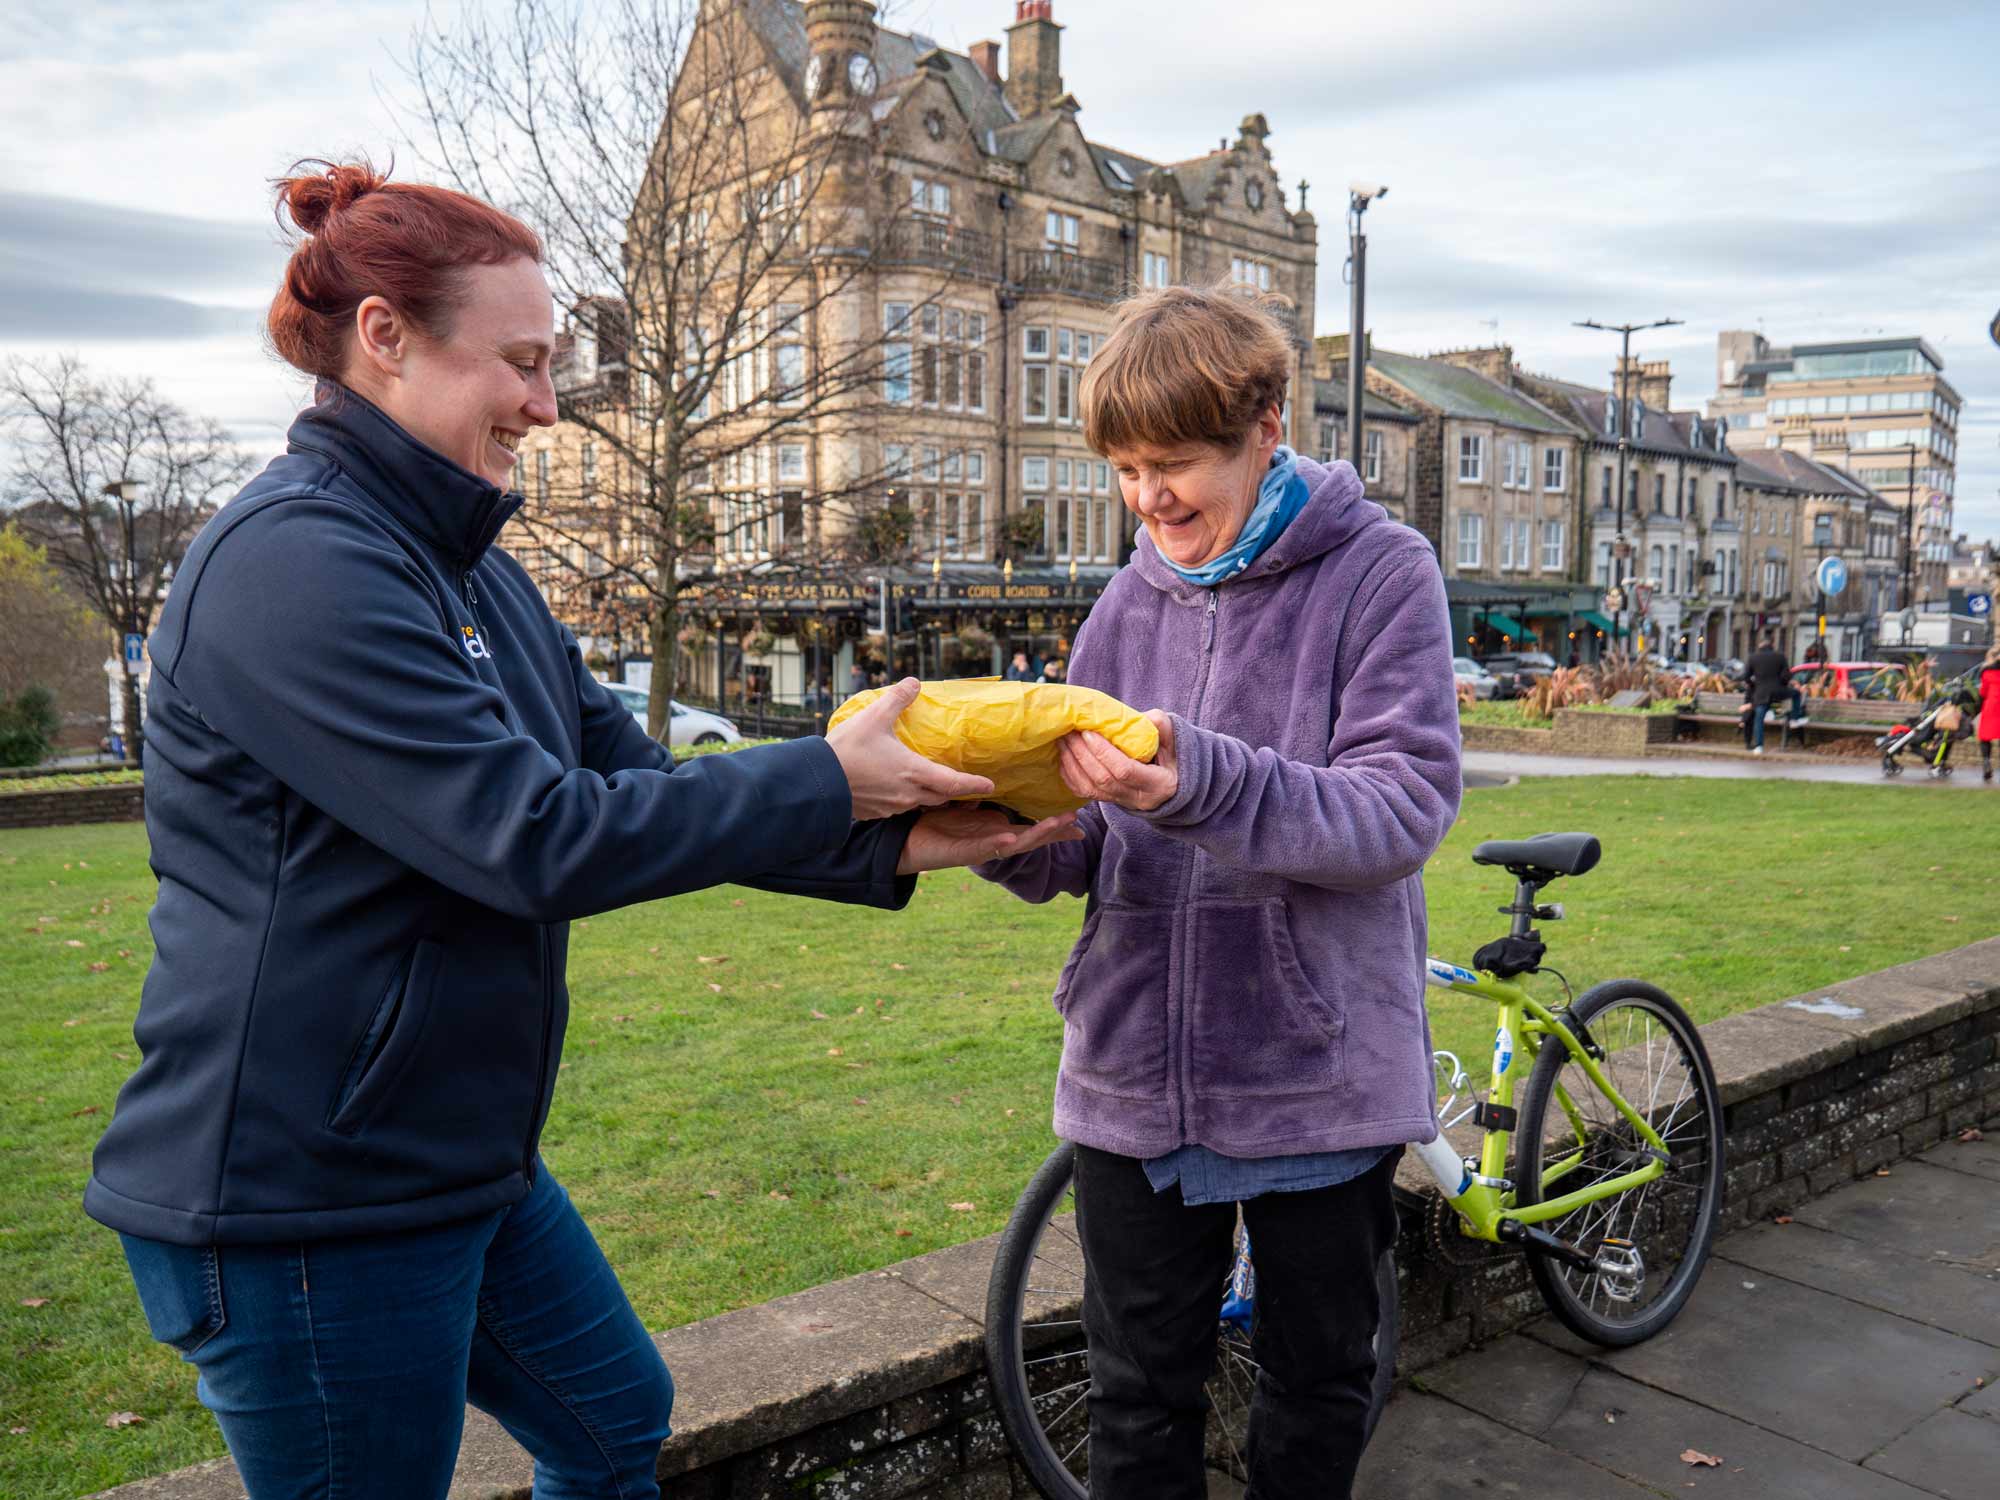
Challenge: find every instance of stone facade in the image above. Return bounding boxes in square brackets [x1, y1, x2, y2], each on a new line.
[524, 0, 1318, 652]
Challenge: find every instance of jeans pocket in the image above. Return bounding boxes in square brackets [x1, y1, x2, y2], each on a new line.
[120, 1235, 226, 1357]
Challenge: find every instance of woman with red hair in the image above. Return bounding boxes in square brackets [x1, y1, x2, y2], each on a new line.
[85, 161, 1078, 1499]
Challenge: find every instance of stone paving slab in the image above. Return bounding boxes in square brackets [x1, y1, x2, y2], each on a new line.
[1959, 1377, 2000, 1420]
[1792, 1160, 2000, 1273]
[1916, 1129, 2000, 1184]
[1523, 1270, 1997, 1463]
[1717, 1220, 2000, 1348]
[1862, 1409, 2000, 1500]
[1354, 1388, 1658, 1498]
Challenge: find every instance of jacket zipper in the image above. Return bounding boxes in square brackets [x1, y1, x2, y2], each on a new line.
[525, 925, 555, 1184]
[1170, 588, 1223, 1141]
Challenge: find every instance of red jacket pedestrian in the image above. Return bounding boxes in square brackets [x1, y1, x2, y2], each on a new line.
[1977, 649, 2000, 781]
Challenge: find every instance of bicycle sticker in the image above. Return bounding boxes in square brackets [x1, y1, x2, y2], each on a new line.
[1493, 1025, 1513, 1076]
[1426, 958, 1479, 988]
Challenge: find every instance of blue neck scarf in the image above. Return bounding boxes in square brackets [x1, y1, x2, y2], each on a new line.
[1161, 445, 1311, 587]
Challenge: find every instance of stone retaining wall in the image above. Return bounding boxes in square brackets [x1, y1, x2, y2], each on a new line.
[94, 940, 2000, 1500]
[1457, 722, 1556, 754]
[1549, 707, 1677, 758]
[0, 783, 144, 829]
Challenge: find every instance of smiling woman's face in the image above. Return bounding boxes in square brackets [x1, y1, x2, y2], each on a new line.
[349, 256, 559, 489]
[1107, 405, 1283, 569]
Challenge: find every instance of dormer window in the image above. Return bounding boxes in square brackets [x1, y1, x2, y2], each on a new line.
[1715, 417, 1728, 451]
[1632, 402, 1644, 441]
[1603, 401, 1617, 436]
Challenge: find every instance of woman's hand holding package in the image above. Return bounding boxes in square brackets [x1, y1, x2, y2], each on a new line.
[827, 677, 996, 819]
[1057, 711, 1178, 813]
[897, 805, 1085, 875]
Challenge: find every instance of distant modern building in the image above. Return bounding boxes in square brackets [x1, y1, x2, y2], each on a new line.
[1709, 332, 1960, 606]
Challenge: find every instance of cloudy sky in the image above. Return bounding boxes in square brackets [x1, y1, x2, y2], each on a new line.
[5, 0, 1996, 533]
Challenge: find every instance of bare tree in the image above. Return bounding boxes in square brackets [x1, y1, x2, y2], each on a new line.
[401, 0, 971, 733]
[2, 356, 251, 759]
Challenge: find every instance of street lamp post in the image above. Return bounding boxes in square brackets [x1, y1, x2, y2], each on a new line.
[1887, 443, 1919, 614]
[1345, 184, 1388, 478]
[1575, 318, 1682, 656]
[101, 478, 145, 763]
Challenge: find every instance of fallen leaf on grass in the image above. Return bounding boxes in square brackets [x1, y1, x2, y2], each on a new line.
[811, 1009, 830, 1020]
[117, 949, 131, 959]
[949, 1202, 975, 1212]
[696, 954, 729, 965]
[610, 1015, 629, 1024]
[889, 962, 907, 971]
[702, 1189, 722, 1199]
[769, 1190, 791, 1201]
[1680, 1449, 1721, 1468]
[87, 962, 110, 973]
[8, 1426, 25, 1434]
[20, 1298, 49, 1308]
[730, 899, 744, 907]
[61, 1019, 79, 1028]
[69, 1105, 99, 1117]
[1943, 915, 1960, 924]
[827, 1048, 843, 1057]
[895, 1229, 913, 1238]
[1005, 1109, 1017, 1118]
[706, 983, 722, 994]
[63, 940, 83, 948]
[106, 1412, 144, 1429]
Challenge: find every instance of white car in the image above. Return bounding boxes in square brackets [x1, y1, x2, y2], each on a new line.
[1453, 657, 1497, 700]
[599, 683, 743, 748]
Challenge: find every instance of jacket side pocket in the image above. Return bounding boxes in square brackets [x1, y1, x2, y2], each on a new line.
[326, 940, 441, 1136]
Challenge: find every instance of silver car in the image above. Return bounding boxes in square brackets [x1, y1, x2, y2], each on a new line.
[1453, 657, 1497, 700]
[599, 683, 743, 747]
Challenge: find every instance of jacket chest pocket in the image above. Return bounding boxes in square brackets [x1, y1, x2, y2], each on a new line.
[326, 940, 442, 1135]
[1187, 899, 1345, 1100]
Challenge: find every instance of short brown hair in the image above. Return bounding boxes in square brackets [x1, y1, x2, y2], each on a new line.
[1081, 284, 1293, 455]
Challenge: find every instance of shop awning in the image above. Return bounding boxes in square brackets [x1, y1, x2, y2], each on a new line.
[1475, 613, 1527, 639]
[1578, 610, 1616, 634]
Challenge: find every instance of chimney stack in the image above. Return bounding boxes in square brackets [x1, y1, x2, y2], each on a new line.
[1005, 1, 1063, 119]
[969, 39, 1001, 85]
[1616, 356, 1673, 412]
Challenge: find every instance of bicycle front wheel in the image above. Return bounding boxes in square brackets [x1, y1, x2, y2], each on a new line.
[983, 1142, 1400, 1499]
[1515, 979, 1724, 1346]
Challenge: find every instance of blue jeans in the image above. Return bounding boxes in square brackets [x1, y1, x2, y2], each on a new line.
[119, 1165, 672, 1499]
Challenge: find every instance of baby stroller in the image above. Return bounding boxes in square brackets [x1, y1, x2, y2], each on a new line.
[1877, 668, 1981, 778]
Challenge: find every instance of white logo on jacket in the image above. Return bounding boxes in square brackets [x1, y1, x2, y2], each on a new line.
[461, 625, 492, 661]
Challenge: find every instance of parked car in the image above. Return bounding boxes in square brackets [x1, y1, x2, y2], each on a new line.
[599, 683, 744, 746]
[1480, 651, 1557, 699]
[1790, 662, 1906, 701]
[1453, 657, 1497, 700]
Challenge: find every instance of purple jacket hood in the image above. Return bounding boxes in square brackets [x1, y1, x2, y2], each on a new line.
[978, 456, 1463, 1158]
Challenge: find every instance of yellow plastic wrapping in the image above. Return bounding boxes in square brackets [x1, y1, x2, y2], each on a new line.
[827, 678, 1160, 821]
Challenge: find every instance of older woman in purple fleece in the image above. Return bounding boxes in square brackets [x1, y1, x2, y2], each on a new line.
[976, 284, 1462, 1499]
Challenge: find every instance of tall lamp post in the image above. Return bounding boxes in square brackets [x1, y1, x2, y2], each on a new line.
[102, 478, 146, 762]
[1345, 184, 1388, 475]
[1884, 443, 1919, 615]
[1574, 317, 1682, 655]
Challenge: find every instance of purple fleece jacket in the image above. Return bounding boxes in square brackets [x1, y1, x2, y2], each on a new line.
[976, 457, 1462, 1158]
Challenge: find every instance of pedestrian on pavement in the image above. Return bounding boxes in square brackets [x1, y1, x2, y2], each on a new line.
[847, 661, 869, 697]
[975, 283, 1460, 1500]
[1039, 656, 1066, 683]
[1743, 634, 1808, 754]
[1977, 644, 2000, 782]
[86, 160, 1085, 1500]
[1004, 649, 1036, 682]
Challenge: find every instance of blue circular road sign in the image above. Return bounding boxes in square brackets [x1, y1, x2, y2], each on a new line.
[1816, 556, 1849, 596]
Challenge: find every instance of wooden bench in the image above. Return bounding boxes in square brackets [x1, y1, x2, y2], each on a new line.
[1676, 690, 1907, 749]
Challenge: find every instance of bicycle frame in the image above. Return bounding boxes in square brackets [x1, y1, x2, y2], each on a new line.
[1416, 958, 1668, 1244]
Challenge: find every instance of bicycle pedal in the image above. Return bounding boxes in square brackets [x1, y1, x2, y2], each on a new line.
[1593, 1237, 1645, 1302]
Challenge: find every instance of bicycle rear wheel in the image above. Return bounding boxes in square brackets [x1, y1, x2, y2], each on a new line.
[983, 1142, 1399, 1499]
[1515, 979, 1724, 1346]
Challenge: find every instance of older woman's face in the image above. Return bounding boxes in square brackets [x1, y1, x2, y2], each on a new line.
[352, 256, 558, 490]
[1108, 407, 1283, 570]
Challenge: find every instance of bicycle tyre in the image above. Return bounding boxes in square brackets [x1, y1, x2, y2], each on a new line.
[984, 1141, 1400, 1499]
[1515, 979, 1724, 1347]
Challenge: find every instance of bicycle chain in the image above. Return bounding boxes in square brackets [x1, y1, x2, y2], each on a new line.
[1424, 1185, 1524, 1273]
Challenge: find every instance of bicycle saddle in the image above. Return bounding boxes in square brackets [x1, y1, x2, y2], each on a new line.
[1471, 831, 1601, 879]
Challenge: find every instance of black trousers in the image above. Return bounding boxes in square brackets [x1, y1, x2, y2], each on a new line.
[1072, 1144, 1403, 1500]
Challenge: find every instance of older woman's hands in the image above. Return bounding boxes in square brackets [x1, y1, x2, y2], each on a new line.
[1057, 711, 1178, 813]
[897, 805, 1084, 875]
[827, 678, 996, 820]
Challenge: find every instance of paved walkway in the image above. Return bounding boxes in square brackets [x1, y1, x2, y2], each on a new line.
[1355, 1120, 2000, 1498]
[1466, 748, 1997, 789]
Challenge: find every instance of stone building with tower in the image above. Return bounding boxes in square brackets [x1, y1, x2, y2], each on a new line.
[524, 0, 1320, 703]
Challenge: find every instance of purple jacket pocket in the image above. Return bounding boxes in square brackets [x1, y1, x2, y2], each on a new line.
[1188, 899, 1346, 1100]
[1054, 903, 1170, 1102]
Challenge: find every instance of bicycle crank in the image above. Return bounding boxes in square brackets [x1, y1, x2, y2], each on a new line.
[1496, 1221, 1648, 1293]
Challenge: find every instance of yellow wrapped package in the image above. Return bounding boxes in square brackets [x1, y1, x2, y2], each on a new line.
[827, 679, 1160, 821]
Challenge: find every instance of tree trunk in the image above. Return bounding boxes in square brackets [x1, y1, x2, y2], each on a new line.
[646, 598, 677, 741]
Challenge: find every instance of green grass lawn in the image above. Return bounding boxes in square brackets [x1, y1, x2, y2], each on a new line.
[5, 776, 1998, 1495]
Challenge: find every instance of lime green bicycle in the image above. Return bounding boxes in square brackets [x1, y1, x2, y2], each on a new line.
[985, 831, 1726, 1498]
